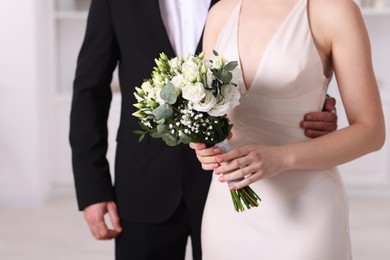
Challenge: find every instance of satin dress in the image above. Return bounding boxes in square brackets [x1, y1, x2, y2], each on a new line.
[201, 0, 352, 259]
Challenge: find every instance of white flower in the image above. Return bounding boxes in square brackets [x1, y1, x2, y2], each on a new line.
[141, 81, 153, 93]
[222, 83, 241, 109]
[170, 75, 184, 90]
[182, 82, 206, 103]
[192, 90, 217, 113]
[206, 69, 214, 87]
[212, 55, 227, 69]
[146, 86, 157, 101]
[180, 114, 192, 126]
[208, 84, 240, 117]
[231, 67, 241, 84]
[169, 57, 182, 71]
[182, 60, 200, 82]
[208, 97, 230, 117]
[154, 87, 165, 105]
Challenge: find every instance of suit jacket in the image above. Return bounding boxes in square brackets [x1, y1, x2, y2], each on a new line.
[69, 0, 219, 223]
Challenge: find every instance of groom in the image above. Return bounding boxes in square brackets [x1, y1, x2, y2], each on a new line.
[69, 0, 337, 259]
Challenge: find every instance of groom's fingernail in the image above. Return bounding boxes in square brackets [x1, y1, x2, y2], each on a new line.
[213, 148, 221, 154]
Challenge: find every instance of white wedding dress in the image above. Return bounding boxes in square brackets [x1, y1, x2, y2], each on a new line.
[201, 0, 352, 259]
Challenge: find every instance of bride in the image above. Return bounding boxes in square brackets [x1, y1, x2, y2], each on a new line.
[190, 0, 385, 259]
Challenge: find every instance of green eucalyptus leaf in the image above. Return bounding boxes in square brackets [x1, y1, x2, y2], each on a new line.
[213, 50, 219, 56]
[160, 83, 178, 105]
[138, 133, 145, 142]
[179, 133, 192, 144]
[138, 122, 149, 131]
[150, 129, 163, 138]
[152, 104, 173, 120]
[224, 61, 238, 71]
[220, 70, 233, 84]
[157, 118, 166, 124]
[157, 124, 169, 133]
[133, 130, 145, 135]
[162, 133, 178, 146]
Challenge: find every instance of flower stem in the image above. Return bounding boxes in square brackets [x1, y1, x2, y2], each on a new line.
[230, 187, 261, 212]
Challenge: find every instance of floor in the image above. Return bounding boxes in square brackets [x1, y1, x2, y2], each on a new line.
[0, 195, 389, 260]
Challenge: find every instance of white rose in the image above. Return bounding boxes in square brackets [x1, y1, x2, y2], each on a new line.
[207, 96, 230, 117]
[182, 60, 200, 82]
[230, 66, 241, 87]
[192, 90, 217, 113]
[171, 75, 184, 90]
[222, 83, 241, 110]
[182, 82, 206, 103]
[208, 84, 240, 116]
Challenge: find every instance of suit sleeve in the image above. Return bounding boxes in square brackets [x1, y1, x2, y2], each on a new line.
[69, 0, 119, 210]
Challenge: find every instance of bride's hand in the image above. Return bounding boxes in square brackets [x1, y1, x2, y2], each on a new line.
[189, 133, 234, 170]
[189, 142, 222, 170]
[214, 145, 291, 190]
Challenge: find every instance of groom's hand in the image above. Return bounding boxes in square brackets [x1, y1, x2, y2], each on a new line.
[300, 96, 337, 138]
[83, 201, 122, 240]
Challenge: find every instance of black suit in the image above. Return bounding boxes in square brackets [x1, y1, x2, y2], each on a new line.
[69, 0, 218, 259]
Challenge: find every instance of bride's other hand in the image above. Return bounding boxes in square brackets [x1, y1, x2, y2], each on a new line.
[214, 145, 291, 190]
[189, 142, 222, 170]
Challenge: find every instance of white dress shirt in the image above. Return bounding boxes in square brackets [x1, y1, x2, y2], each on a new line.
[158, 0, 211, 57]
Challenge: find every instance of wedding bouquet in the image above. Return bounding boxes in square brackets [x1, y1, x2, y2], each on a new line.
[132, 51, 260, 212]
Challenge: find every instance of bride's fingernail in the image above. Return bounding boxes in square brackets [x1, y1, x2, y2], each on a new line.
[216, 157, 224, 163]
[229, 185, 236, 190]
[218, 176, 224, 182]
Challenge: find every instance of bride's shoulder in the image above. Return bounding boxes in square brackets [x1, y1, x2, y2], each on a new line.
[309, 0, 364, 42]
[309, 0, 362, 23]
[207, 0, 240, 26]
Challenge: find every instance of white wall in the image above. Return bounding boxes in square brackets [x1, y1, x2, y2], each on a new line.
[0, 1, 389, 207]
[0, 0, 51, 206]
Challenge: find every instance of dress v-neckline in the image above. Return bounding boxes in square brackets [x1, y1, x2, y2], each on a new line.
[236, 0, 303, 91]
